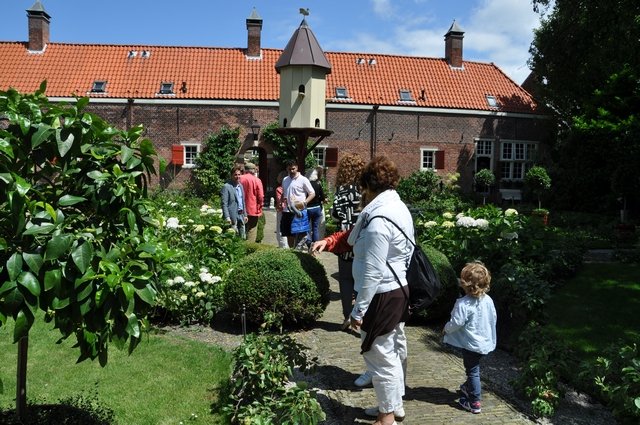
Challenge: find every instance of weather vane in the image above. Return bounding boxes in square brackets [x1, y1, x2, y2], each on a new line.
[299, 8, 309, 17]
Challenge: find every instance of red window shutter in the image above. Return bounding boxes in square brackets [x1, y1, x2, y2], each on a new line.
[435, 150, 445, 169]
[172, 145, 184, 165]
[325, 148, 339, 167]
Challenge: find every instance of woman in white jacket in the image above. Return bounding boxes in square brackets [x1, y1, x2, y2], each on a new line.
[314, 156, 414, 425]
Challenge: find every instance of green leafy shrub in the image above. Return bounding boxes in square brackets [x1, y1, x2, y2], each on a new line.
[491, 262, 551, 349]
[187, 126, 241, 200]
[412, 244, 457, 322]
[149, 193, 244, 325]
[582, 341, 640, 424]
[0, 84, 167, 365]
[223, 250, 330, 327]
[513, 322, 571, 418]
[222, 313, 325, 425]
[397, 169, 441, 204]
[244, 241, 277, 255]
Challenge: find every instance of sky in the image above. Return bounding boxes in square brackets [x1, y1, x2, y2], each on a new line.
[1, 0, 544, 84]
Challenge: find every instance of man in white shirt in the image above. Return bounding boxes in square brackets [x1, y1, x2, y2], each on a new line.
[281, 159, 315, 248]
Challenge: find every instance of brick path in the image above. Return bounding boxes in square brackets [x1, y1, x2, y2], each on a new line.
[261, 210, 534, 424]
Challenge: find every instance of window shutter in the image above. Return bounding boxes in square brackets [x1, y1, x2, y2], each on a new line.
[172, 145, 184, 165]
[435, 150, 445, 169]
[325, 148, 339, 167]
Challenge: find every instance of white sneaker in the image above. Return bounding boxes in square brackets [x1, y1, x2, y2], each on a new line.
[354, 371, 372, 387]
[364, 406, 405, 422]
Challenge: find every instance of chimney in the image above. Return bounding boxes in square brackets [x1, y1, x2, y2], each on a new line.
[27, 1, 50, 52]
[444, 20, 464, 68]
[246, 8, 263, 58]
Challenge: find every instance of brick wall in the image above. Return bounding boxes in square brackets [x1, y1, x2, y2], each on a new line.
[84, 102, 550, 194]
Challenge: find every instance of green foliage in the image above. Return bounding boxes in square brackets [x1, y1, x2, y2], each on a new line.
[474, 168, 496, 188]
[188, 126, 241, 200]
[417, 205, 525, 273]
[0, 84, 165, 364]
[525, 166, 551, 209]
[583, 341, 640, 424]
[223, 250, 329, 327]
[397, 169, 441, 204]
[222, 313, 325, 425]
[261, 122, 318, 171]
[148, 193, 244, 325]
[492, 262, 551, 348]
[513, 322, 569, 418]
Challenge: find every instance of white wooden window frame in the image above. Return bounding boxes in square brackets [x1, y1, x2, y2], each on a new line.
[181, 143, 201, 169]
[500, 140, 538, 180]
[312, 146, 327, 167]
[420, 148, 437, 170]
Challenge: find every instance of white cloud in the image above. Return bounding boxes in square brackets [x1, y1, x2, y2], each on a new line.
[371, 0, 394, 18]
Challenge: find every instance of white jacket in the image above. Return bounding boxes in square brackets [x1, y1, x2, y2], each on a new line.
[348, 190, 414, 321]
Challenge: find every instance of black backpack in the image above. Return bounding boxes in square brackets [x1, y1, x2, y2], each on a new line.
[369, 216, 442, 314]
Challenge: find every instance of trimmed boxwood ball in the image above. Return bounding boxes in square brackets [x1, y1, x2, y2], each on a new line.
[224, 249, 330, 327]
[412, 244, 458, 322]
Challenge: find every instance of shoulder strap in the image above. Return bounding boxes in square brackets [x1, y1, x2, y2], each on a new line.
[368, 215, 417, 247]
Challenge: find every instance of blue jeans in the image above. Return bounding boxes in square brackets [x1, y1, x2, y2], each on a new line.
[306, 206, 323, 242]
[462, 349, 484, 403]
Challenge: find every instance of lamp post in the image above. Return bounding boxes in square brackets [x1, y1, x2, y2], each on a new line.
[250, 121, 261, 147]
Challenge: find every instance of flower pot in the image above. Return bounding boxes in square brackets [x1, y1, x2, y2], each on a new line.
[531, 210, 549, 226]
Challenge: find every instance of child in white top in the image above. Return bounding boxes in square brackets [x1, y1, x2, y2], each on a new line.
[443, 261, 497, 414]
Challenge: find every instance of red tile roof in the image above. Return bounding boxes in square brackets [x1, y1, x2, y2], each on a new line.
[0, 41, 540, 114]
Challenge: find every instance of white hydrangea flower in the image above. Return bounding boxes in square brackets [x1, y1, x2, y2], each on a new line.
[457, 216, 475, 227]
[442, 221, 455, 228]
[193, 224, 205, 232]
[456, 212, 466, 219]
[199, 272, 215, 283]
[474, 218, 490, 229]
[196, 291, 206, 298]
[166, 278, 174, 286]
[166, 217, 179, 229]
[423, 221, 438, 228]
[180, 295, 188, 301]
[173, 276, 185, 284]
[211, 276, 222, 283]
[200, 267, 209, 273]
[210, 226, 223, 234]
[187, 219, 195, 224]
[505, 208, 519, 216]
[184, 281, 196, 288]
[442, 212, 454, 219]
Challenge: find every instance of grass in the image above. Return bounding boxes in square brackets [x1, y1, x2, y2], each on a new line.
[546, 262, 640, 363]
[0, 316, 232, 424]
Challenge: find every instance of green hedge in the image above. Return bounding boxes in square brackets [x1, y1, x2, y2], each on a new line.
[224, 250, 330, 327]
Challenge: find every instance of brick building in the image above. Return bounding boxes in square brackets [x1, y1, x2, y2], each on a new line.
[1, 1, 550, 202]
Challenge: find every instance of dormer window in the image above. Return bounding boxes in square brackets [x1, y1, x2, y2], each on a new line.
[368, 58, 377, 66]
[127, 50, 137, 58]
[91, 80, 107, 93]
[399, 89, 413, 102]
[141, 50, 151, 58]
[356, 57, 365, 65]
[159, 82, 174, 95]
[335, 87, 348, 98]
[486, 95, 498, 108]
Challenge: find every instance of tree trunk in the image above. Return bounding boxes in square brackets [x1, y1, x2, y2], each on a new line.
[16, 336, 28, 421]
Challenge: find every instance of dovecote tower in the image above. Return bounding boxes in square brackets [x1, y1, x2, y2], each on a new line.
[275, 14, 332, 129]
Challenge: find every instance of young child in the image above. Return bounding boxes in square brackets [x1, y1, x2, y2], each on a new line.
[443, 261, 497, 414]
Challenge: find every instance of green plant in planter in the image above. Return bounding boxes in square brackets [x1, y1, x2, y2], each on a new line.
[525, 166, 551, 209]
[474, 169, 496, 204]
